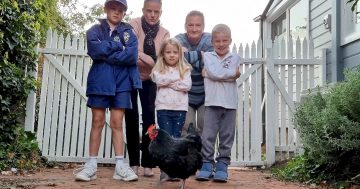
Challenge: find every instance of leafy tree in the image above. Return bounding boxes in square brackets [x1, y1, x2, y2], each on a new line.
[347, 0, 359, 11]
[58, 0, 133, 35]
[35, 0, 135, 39]
[59, 0, 103, 34]
[40, 0, 69, 37]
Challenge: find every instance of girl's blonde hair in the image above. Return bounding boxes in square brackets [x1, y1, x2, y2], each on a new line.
[151, 38, 191, 79]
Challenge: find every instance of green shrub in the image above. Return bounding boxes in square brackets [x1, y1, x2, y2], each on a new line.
[273, 155, 311, 182]
[0, 127, 43, 170]
[276, 67, 360, 184]
[329, 68, 360, 123]
[0, 0, 44, 171]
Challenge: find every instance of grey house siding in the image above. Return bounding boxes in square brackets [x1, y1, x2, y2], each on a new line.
[263, 0, 360, 83]
[310, 0, 360, 82]
[310, 0, 332, 82]
[343, 40, 360, 71]
[310, 0, 331, 51]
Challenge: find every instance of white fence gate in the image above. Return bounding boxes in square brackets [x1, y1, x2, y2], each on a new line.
[34, 30, 117, 163]
[25, 30, 325, 166]
[230, 37, 325, 166]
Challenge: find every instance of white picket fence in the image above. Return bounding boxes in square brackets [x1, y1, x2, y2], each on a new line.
[25, 30, 325, 166]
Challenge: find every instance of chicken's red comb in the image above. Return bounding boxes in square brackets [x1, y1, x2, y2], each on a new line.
[148, 124, 156, 132]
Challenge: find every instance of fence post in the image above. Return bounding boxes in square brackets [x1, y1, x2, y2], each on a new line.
[24, 44, 39, 132]
[265, 48, 276, 167]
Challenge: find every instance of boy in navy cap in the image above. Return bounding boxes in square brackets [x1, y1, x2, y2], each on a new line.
[74, 0, 141, 182]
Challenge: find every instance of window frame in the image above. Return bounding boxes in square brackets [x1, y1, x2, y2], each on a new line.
[265, 0, 309, 45]
[341, 1, 360, 45]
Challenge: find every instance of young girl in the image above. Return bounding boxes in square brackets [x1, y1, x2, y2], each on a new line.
[151, 38, 192, 137]
[150, 38, 192, 181]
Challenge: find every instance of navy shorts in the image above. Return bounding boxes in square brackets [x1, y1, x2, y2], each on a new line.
[87, 92, 132, 109]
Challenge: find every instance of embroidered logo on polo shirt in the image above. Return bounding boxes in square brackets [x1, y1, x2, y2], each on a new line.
[223, 60, 231, 69]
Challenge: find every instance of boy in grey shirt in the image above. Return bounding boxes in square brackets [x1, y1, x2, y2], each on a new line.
[195, 24, 240, 183]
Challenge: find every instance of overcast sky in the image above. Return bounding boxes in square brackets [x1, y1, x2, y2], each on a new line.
[80, 0, 268, 46]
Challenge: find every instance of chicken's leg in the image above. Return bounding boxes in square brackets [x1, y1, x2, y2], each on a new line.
[180, 179, 185, 189]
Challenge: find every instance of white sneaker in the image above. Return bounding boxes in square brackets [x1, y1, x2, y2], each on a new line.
[73, 162, 97, 181]
[113, 164, 138, 181]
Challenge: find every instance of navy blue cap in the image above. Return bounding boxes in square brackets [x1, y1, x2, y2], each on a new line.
[105, 0, 127, 11]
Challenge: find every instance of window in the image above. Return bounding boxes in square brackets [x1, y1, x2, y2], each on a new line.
[271, 0, 308, 41]
[272, 13, 287, 41]
[341, 1, 360, 45]
[289, 0, 307, 41]
[270, 0, 308, 57]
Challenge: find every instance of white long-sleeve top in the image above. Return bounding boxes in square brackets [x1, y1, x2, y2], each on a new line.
[203, 51, 240, 109]
[152, 66, 192, 111]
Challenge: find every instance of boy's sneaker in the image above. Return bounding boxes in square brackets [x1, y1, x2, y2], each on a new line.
[113, 164, 138, 181]
[213, 161, 228, 183]
[74, 162, 97, 181]
[195, 162, 213, 181]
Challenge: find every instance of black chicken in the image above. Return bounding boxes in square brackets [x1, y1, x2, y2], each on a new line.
[147, 123, 202, 189]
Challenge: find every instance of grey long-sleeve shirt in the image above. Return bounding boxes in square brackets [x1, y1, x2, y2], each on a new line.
[175, 33, 213, 108]
[203, 51, 240, 109]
